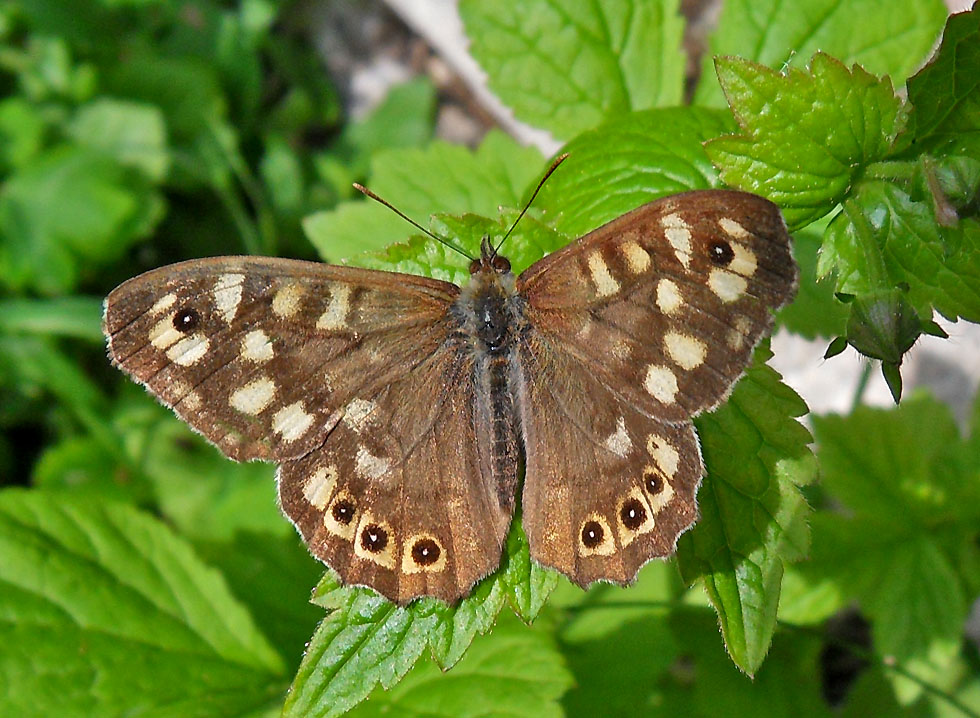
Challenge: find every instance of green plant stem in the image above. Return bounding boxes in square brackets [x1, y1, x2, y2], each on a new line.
[851, 361, 875, 411]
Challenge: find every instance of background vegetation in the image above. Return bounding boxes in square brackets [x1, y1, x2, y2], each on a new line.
[1, 0, 978, 716]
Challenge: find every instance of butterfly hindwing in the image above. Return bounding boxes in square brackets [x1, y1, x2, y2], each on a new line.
[518, 190, 797, 423]
[517, 334, 703, 585]
[104, 256, 459, 462]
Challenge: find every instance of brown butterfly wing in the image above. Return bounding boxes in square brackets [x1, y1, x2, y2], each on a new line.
[104, 256, 458, 462]
[516, 190, 796, 585]
[278, 342, 514, 604]
[105, 256, 513, 604]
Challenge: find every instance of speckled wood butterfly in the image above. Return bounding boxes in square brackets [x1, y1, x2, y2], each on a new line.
[103, 172, 796, 604]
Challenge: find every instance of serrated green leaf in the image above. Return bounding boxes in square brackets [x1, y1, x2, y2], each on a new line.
[304, 131, 544, 264]
[676, 345, 815, 675]
[285, 518, 557, 718]
[809, 394, 980, 703]
[821, 180, 980, 323]
[349, 613, 571, 718]
[67, 98, 170, 181]
[695, 0, 948, 107]
[0, 490, 285, 718]
[533, 107, 734, 239]
[907, 5, 980, 146]
[460, 0, 686, 140]
[706, 53, 911, 230]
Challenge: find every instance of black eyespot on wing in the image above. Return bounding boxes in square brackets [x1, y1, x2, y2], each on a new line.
[709, 240, 735, 266]
[173, 307, 200, 332]
[644, 469, 664, 496]
[411, 538, 441, 566]
[620, 498, 647, 530]
[360, 524, 389, 553]
[581, 520, 604, 548]
[332, 499, 356, 525]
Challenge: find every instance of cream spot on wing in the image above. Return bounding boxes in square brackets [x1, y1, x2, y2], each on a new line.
[709, 268, 748, 302]
[272, 401, 314, 442]
[662, 214, 692, 268]
[317, 284, 352, 330]
[611, 338, 631, 361]
[402, 533, 447, 574]
[617, 487, 655, 547]
[324, 490, 358, 539]
[150, 293, 177, 316]
[182, 390, 202, 412]
[727, 316, 754, 350]
[621, 241, 650, 273]
[342, 398, 377, 431]
[272, 283, 305, 318]
[303, 465, 339, 510]
[213, 273, 244, 323]
[604, 416, 632, 458]
[166, 333, 209, 366]
[664, 332, 707, 370]
[354, 513, 396, 569]
[578, 513, 616, 556]
[355, 446, 390, 479]
[241, 329, 274, 363]
[229, 376, 277, 415]
[646, 434, 679, 477]
[719, 217, 749, 238]
[644, 365, 678, 404]
[656, 279, 683, 315]
[729, 244, 758, 277]
[587, 252, 620, 297]
[149, 315, 181, 350]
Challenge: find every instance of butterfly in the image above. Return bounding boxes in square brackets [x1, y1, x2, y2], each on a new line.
[103, 178, 796, 605]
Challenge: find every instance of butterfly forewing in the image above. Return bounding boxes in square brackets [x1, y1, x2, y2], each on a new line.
[104, 257, 459, 462]
[518, 190, 797, 422]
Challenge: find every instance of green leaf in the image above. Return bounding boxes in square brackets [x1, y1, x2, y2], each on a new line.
[348, 613, 571, 718]
[559, 562, 680, 715]
[820, 180, 980, 323]
[0, 146, 165, 295]
[774, 224, 848, 339]
[0, 97, 46, 171]
[676, 344, 815, 675]
[0, 296, 104, 342]
[460, 0, 686, 140]
[706, 53, 911, 230]
[0, 490, 285, 718]
[303, 131, 544, 264]
[809, 394, 980, 702]
[534, 106, 734, 239]
[284, 520, 557, 718]
[695, 0, 948, 107]
[907, 5, 980, 146]
[67, 98, 170, 181]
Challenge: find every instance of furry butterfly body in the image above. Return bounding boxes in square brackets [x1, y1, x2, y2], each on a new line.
[104, 189, 796, 604]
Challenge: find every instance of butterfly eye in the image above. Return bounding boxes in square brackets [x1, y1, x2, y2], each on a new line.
[580, 520, 604, 548]
[172, 307, 200, 332]
[643, 469, 664, 496]
[468, 258, 482, 275]
[491, 255, 511, 273]
[360, 524, 389, 553]
[411, 538, 441, 566]
[708, 240, 735, 266]
[619, 498, 647, 530]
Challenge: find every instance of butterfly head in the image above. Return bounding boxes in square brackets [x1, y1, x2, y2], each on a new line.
[468, 236, 512, 277]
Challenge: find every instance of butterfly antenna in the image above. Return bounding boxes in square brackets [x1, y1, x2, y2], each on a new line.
[353, 183, 476, 261]
[492, 152, 570, 256]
